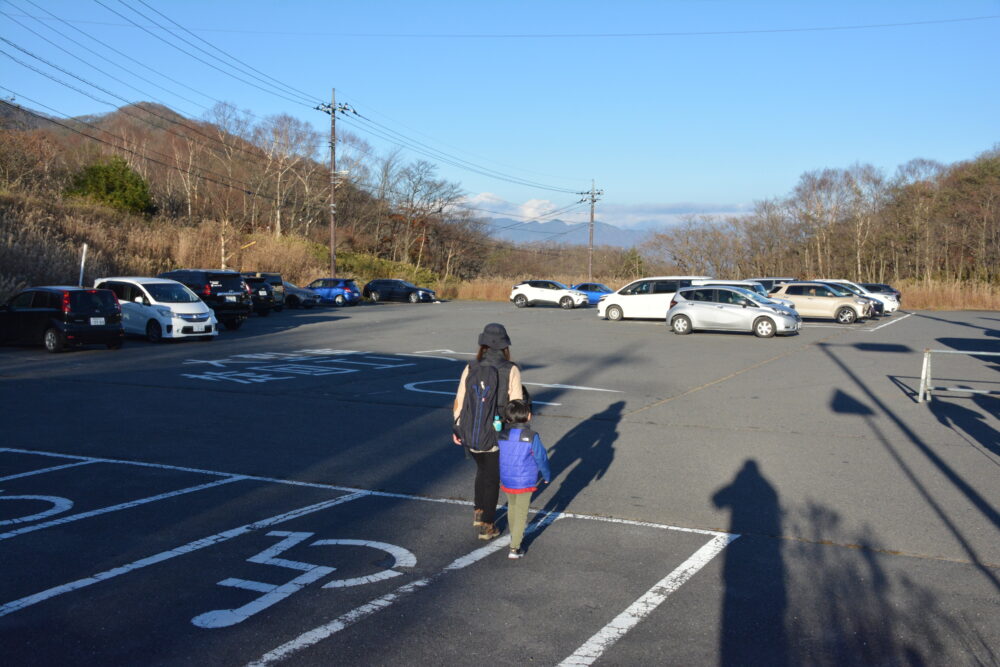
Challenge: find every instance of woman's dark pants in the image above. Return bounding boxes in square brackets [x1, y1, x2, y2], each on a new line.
[470, 450, 500, 524]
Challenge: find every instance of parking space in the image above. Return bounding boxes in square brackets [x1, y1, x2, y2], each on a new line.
[0, 448, 729, 665]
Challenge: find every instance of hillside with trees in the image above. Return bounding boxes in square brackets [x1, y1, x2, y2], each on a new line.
[1, 98, 997, 305]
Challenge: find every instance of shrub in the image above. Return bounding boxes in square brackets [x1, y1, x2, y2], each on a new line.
[65, 156, 156, 215]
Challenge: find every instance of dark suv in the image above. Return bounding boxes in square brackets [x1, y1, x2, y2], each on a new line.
[157, 269, 252, 330]
[242, 272, 285, 311]
[0, 286, 125, 352]
[242, 276, 276, 316]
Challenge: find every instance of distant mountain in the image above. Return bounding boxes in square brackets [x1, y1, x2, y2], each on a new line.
[487, 218, 649, 248]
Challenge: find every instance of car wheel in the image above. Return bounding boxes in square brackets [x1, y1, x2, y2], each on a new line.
[559, 296, 574, 309]
[43, 328, 64, 353]
[513, 294, 528, 308]
[287, 295, 300, 308]
[836, 307, 857, 324]
[606, 305, 623, 321]
[409, 291, 420, 303]
[671, 315, 691, 334]
[304, 303, 314, 309]
[334, 294, 346, 306]
[753, 317, 776, 338]
[370, 291, 381, 303]
[146, 320, 163, 343]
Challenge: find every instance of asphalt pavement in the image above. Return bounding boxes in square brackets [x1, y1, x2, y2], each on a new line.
[1, 300, 998, 665]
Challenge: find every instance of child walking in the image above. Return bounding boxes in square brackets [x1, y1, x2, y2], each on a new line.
[498, 399, 551, 559]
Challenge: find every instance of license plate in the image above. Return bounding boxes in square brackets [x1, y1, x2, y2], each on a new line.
[193, 325, 205, 332]
[258, 290, 267, 296]
[226, 296, 236, 302]
[90, 317, 105, 326]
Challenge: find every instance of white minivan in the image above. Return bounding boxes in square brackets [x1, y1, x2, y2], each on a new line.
[94, 276, 218, 342]
[597, 276, 712, 321]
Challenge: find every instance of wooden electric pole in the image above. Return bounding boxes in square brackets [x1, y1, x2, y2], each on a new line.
[585, 180, 603, 282]
[328, 88, 337, 278]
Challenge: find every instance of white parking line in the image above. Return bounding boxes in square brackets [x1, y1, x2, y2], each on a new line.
[0, 460, 96, 482]
[0, 476, 244, 541]
[868, 312, 913, 330]
[0, 492, 366, 618]
[559, 533, 737, 665]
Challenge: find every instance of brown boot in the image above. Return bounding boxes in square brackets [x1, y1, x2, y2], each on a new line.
[473, 509, 485, 527]
[478, 522, 500, 540]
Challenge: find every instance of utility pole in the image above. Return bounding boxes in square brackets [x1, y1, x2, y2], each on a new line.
[317, 90, 357, 278]
[581, 180, 604, 282]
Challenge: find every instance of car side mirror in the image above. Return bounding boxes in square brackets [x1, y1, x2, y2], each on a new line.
[134, 296, 145, 305]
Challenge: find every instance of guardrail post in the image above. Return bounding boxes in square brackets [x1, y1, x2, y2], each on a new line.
[918, 348, 931, 403]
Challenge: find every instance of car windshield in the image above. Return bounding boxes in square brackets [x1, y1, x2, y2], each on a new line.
[823, 284, 853, 296]
[343, 280, 357, 288]
[285, 281, 299, 289]
[145, 282, 200, 303]
[399, 281, 417, 288]
[69, 290, 117, 311]
[552, 281, 570, 290]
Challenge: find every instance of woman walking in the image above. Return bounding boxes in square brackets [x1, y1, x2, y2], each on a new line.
[452, 323, 524, 540]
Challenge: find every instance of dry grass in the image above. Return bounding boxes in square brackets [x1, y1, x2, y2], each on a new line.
[895, 279, 1000, 311]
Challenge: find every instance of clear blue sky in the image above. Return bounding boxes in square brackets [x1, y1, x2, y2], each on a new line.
[2, 0, 998, 228]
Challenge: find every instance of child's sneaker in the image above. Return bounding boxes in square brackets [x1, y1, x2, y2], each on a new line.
[478, 523, 500, 540]
[508, 547, 524, 559]
[473, 509, 484, 527]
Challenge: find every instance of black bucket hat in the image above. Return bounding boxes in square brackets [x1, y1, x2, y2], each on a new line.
[478, 322, 511, 350]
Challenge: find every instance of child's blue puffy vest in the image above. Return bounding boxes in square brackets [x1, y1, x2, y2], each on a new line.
[498, 427, 539, 490]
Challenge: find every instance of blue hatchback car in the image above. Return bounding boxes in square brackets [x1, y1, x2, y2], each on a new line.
[306, 278, 361, 306]
[570, 282, 614, 305]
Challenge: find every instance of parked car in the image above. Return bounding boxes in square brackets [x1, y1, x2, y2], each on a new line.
[0, 285, 124, 352]
[691, 279, 797, 311]
[570, 282, 614, 306]
[94, 276, 217, 342]
[363, 279, 436, 303]
[861, 282, 902, 305]
[814, 281, 883, 317]
[306, 278, 361, 306]
[746, 277, 797, 293]
[819, 279, 899, 314]
[510, 280, 588, 309]
[597, 276, 712, 321]
[243, 272, 285, 311]
[667, 286, 801, 337]
[283, 281, 321, 309]
[769, 282, 869, 323]
[157, 269, 252, 330]
[242, 276, 276, 316]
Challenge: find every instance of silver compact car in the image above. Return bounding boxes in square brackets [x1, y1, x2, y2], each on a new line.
[667, 286, 800, 338]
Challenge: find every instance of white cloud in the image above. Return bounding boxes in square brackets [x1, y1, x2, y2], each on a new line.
[465, 192, 749, 229]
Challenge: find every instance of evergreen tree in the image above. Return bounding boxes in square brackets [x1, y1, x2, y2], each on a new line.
[66, 156, 156, 215]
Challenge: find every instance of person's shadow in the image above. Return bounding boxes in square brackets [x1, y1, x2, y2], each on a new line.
[712, 460, 788, 667]
[523, 401, 624, 546]
[929, 396, 1000, 458]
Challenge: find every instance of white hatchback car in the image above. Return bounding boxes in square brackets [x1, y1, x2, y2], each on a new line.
[597, 276, 712, 321]
[510, 280, 588, 309]
[94, 276, 218, 342]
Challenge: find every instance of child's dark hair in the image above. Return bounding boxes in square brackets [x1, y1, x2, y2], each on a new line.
[503, 398, 531, 424]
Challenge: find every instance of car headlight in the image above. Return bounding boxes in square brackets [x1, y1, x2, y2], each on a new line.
[854, 299, 866, 305]
[156, 306, 174, 318]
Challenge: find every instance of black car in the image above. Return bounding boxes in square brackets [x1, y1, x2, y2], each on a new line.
[242, 276, 276, 316]
[362, 279, 436, 303]
[0, 286, 124, 352]
[157, 269, 252, 330]
[243, 272, 285, 311]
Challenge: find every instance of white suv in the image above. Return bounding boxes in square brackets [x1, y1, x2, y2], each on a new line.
[597, 276, 712, 321]
[510, 280, 588, 309]
[818, 279, 899, 314]
[94, 276, 218, 342]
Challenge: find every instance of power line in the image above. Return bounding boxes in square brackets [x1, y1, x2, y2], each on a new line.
[89, 0, 315, 108]
[7, 12, 997, 37]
